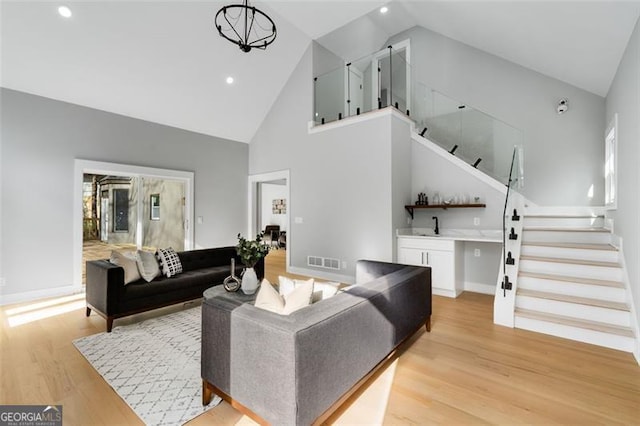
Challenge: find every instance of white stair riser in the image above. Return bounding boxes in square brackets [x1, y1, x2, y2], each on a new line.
[523, 217, 604, 228]
[520, 245, 619, 263]
[518, 276, 627, 303]
[519, 260, 622, 281]
[515, 296, 631, 327]
[523, 230, 611, 245]
[514, 316, 635, 352]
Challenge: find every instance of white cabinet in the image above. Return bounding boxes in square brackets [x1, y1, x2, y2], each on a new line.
[397, 237, 463, 298]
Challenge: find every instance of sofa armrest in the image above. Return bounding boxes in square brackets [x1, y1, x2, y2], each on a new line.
[201, 297, 298, 423]
[85, 259, 125, 316]
[355, 259, 408, 284]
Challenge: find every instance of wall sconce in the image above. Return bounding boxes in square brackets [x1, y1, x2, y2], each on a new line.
[557, 98, 569, 114]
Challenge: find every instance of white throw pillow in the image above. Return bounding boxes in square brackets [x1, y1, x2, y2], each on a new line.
[156, 247, 183, 278]
[110, 251, 141, 285]
[255, 279, 313, 315]
[278, 276, 314, 297]
[282, 279, 314, 314]
[254, 279, 284, 313]
[311, 281, 340, 303]
[135, 250, 161, 282]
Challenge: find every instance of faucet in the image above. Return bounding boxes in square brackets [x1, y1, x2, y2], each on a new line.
[432, 216, 439, 235]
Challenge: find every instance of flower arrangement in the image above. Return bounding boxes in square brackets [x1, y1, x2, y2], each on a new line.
[236, 232, 270, 268]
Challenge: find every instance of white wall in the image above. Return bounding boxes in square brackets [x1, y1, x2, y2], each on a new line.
[250, 44, 409, 280]
[0, 89, 248, 303]
[260, 183, 287, 232]
[605, 17, 640, 346]
[388, 26, 606, 206]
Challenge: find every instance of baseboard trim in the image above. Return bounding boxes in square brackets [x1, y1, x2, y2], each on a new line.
[464, 281, 495, 295]
[287, 266, 355, 284]
[0, 285, 83, 306]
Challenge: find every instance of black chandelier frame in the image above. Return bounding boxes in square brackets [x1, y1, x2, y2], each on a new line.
[215, 0, 277, 52]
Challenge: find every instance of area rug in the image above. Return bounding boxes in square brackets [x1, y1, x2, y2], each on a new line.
[73, 306, 221, 425]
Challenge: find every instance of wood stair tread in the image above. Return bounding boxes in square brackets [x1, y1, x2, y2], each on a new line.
[518, 271, 624, 288]
[514, 308, 635, 338]
[522, 242, 617, 251]
[523, 227, 610, 233]
[519, 255, 620, 268]
[516, 289, 629, 311]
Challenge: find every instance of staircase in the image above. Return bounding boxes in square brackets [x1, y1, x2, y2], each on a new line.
[513, 212, 635, 352]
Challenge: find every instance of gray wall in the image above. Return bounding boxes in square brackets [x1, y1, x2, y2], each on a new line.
[388, 26, 606, 206]
[1, 88, 248, 300]
[605, 17, 640, 340]
[250, 44, 404, 279]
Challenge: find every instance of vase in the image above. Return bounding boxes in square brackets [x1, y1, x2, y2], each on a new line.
[241, 267, 259, 295]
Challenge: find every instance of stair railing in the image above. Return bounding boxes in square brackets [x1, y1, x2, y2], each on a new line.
[494, 145, 524, 327]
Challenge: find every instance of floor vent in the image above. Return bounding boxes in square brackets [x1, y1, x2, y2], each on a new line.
[307, 256, 340, 270]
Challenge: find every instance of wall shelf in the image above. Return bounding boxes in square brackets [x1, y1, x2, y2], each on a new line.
[404, 203, 486, 219]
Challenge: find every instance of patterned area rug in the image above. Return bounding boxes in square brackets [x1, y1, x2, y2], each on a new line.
[73, 306, 221, 425]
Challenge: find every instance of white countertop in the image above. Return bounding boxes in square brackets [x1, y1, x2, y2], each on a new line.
[396, 228, 503, 243]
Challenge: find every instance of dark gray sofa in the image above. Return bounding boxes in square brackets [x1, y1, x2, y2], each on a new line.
[201, 259, 431, 425]
[85, 246, 264, 332]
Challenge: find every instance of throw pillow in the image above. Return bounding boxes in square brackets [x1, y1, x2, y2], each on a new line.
[254, 279, 284, 313]
[278, 276, 314, 298]
[311, 281, 340, 303]
[156, 247, 183, 278]
[255, 279, 313, 315]
[282, 279, 314, 314]
[135, 250, 161, 282]
[110, 251, 141, 285]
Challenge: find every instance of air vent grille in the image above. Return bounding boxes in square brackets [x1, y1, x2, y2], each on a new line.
[307, 256, 340, 270]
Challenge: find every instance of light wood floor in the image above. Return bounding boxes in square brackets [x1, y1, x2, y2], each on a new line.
[1, 249, 639, 425]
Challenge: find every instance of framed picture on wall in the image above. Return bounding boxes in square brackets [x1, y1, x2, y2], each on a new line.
[272, 199, 286, 214]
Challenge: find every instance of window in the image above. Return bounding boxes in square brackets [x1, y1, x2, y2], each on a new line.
[605, 114, 617, 209]
[150, 194, 160, 221]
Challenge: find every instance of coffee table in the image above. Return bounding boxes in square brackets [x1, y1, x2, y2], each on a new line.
[203, 285, 258, 306]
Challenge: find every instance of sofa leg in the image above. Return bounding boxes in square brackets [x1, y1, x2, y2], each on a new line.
[203, 380, 213, 406]
[86, 307, 91, 317]
[106, 317, 114, 333]
[425, 316, 431, 332]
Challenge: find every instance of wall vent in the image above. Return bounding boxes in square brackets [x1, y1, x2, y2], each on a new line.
[307, 256, 341, 270]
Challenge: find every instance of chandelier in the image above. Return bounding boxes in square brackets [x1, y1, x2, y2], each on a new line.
[215, 0, 277, 52]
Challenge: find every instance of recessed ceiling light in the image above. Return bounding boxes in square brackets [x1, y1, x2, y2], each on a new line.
[380, 6, 389, 14]
[226, 76, 234, 85]
[58, 5, 72, 18]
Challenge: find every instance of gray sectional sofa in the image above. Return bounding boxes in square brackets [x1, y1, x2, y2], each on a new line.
[85, 247, 264, 332]
[201, 259, 432, 425]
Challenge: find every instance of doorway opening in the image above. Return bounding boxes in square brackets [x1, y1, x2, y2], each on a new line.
[74, 160, 194, 287]
[248, 170, 290, 274]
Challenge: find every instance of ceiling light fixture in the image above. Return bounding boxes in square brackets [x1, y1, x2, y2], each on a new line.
[215, 0, 277, 53]
[380, 6, 389, 14]
[226, 76, 234, 84]
[58, 5, 72, 18]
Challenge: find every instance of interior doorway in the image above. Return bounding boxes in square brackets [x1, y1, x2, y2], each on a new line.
[248, 170, 290, 273]
[74, 160, 194, 287]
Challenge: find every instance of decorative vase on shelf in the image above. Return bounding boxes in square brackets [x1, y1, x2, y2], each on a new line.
[241, 267, 259, 295]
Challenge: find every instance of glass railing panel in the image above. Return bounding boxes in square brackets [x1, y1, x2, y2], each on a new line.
[313, 66, 344, 125]
[347, 52, 375, 117]
[388, 47, 411, 115]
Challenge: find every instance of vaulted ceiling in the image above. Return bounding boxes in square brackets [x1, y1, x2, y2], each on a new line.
[2, 1, 639, 144]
